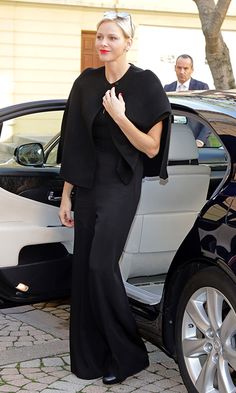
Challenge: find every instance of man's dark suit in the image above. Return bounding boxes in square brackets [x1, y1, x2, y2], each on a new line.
[164, 78, 210, 145]
[164, 78, 209, 92]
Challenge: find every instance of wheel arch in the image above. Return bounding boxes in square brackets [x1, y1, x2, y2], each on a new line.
[174, 264, 236, 392]
[161, 252, 236, 359]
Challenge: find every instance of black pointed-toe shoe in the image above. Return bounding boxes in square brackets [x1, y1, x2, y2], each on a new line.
[102, 373, 124, 385]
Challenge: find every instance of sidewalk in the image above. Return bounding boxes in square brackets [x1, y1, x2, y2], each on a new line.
[0, 300, 187, 392]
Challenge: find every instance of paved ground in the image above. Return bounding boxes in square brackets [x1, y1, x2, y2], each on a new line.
[0, 300, 187, 392]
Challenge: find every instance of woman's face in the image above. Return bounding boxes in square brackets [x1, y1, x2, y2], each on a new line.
[95, 20, 131, 63]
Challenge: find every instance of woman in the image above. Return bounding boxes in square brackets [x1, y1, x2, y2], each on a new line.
[59, 11, 171, 385]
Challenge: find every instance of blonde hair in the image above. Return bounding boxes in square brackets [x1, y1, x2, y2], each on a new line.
[97, 11, 135, 39]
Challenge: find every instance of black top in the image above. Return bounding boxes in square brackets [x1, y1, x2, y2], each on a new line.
[92, 109, 117, 151]
[58, 64, 172, 187]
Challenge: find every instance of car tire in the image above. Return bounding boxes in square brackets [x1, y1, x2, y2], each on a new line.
[175, 266, 236, 393]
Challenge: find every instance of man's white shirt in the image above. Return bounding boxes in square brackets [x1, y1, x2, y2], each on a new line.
[176, 79, 191, 91]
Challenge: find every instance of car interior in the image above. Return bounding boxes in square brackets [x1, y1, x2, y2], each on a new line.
[120, 115, 212, 306]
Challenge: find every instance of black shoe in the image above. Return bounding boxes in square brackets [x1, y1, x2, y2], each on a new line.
[102, 373, 124, 385]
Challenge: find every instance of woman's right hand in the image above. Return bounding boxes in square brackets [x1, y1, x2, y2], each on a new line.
[59, 182, 74, 227]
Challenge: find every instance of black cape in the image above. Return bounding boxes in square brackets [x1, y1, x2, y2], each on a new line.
[58, 64, 172, 187]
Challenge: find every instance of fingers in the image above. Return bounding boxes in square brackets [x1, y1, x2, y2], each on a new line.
[59, 210, 74, 227]
[103, 89, 112, 112]
[103, 87, 124, 105]
[102, 87, 125, 118]
[118, 92, 124, 103]
[102, 90, 109, 107]
[110, 86, 116, 97]
[104, 87, 116, 99]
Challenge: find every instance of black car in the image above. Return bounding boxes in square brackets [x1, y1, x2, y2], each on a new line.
[0, 91, 235, 393]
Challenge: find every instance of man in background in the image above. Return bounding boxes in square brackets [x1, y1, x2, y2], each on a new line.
[164, 54, 209, 92]
[164, 54, 210, 147]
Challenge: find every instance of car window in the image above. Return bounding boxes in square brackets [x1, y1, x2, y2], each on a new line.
[45, 143, 59, 166]
[207, 133, 222, 148]
[174, 115, 223, 149]
[172, 112, 229, 199]
[173, 114, 222, 148]
[0, 111, 63, 163]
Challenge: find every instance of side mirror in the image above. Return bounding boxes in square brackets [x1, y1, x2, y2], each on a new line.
[14, 143, 45, 167]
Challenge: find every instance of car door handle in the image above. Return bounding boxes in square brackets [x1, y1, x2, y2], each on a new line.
[48, 191, 62, 202]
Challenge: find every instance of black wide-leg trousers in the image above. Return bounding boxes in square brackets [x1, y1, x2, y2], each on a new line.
[70, 151, 149, 381]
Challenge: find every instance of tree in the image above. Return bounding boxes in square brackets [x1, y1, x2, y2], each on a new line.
[193, 0, 236, 89]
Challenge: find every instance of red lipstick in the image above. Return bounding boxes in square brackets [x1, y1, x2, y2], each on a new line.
[100, 50, 109, 54]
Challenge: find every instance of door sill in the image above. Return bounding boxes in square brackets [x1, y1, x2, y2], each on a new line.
[124, 281, 164, 306]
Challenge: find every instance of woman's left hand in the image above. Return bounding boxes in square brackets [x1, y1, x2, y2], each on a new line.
[102, 87, 125, 121]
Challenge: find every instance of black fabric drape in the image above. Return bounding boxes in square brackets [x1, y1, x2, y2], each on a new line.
[58, 64, 172, 187]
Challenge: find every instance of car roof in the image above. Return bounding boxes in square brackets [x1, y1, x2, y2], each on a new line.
[0, 100, 66, 122]
[1, 91, 235, 121]
[168, 90, 236, 119]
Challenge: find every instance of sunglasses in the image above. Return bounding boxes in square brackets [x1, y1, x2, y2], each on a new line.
[103, 11, 131, 20]
[102, 11, 134, 37]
